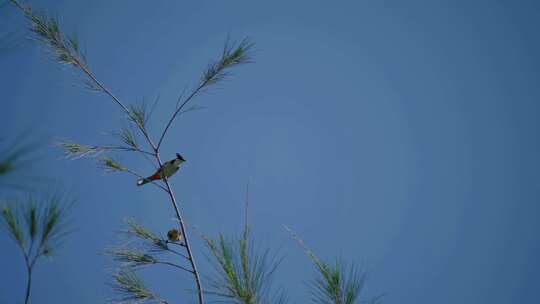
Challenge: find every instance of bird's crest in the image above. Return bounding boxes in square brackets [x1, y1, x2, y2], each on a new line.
[176, 153, 186, 162]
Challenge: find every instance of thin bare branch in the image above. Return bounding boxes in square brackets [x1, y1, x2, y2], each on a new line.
[156, 261, 194, 274]
[76, 62, 158, 152]
[164, 246, 191, 261]
[156, 38, 253, 150]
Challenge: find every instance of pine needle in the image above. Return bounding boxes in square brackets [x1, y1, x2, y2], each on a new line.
[57, 142, 107, 159]
[108, 248, 157, 268]
[284, 226, 370, 304]
[112, 268, 166, 304]
[156, 37, 254, 149]
[10, 0, 86, 67]
[201, 226, 284, 304]
[114, 128, 138, 149]
[128, 103, 148, 130]
[123, 219, 168, 252]
[99, 157, 128, 173]
[1, 193, 73, 260]
[1, 205, 25, 249]
[0, 131, 41, 186]
[201, 37, 254, 88]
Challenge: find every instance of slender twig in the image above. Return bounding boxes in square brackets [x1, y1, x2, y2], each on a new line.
[245, 182, 249, 230]
[113, 145, 159, 170]
[167, 241, 187, 248]
[23, 254, 32, 304]
[175, 85, 189, 110]
[166, 247, 191, 261]
[137, 150, 160, 171]
[110, 146, 156, 157]
[12, 239, 36, 304]
[283, 225, 320, 263]
[9, 0, 25, 12]
[156, 261, 194, 274]
[158, 37, 253, 149]
[157, 81, 208, 150]
[75, 62, 158, 152]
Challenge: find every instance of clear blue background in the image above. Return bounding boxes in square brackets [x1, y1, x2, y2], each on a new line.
[1, 0, 539, 303]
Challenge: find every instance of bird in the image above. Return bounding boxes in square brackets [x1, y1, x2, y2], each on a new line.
[167, 229, 183, 243]
[136, 153, 186, 186]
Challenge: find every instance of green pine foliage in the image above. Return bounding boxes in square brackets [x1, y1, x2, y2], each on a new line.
[114, 128, 139, 150]
[201, 226, 286, 304]
[106, 219, 195, 303]
[1, 194, 73, 260]
[309, 259, 366, 304]
[123, 219, 170, 252]
[9, 0, 86, 67]
[108, 249, 158, 268]
[201, 37, 254, 87]
[99, 157, 128, 173]
[57, 142, 108, 159]
[285, 226, 382, 304]
[0, 133, 42, 191]
[112, 268, 167, 304]
[1, 193, 73, 304]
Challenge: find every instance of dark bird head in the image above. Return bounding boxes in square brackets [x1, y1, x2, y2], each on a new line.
[176, 153, 186, 162]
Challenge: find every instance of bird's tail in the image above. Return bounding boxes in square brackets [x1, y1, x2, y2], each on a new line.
[136, 178, 151, 186]
[137, 173, 161, 186]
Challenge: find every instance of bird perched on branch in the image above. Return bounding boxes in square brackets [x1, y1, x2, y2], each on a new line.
[167, 229, 183, 243]
[137, 153, 186, 186]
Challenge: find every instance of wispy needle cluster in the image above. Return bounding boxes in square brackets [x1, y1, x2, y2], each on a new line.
[285, 226, 383, 304]
[1, 194, 73, 304]
[200, 226, 287, 304]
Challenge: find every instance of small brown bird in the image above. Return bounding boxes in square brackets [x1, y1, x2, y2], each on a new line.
[167, 229, 183, 243]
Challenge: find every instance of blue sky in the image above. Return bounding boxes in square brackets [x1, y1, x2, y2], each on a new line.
[1, 0, 540, 303]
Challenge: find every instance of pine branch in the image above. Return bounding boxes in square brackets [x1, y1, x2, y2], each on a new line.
[9, 0, 86, 67]
[121, 219, 190, 259]
[284, 226, 373, 304]
[57, 142, 108, 159]
[201, 37, 254, 87]
[114, 128, 138, 150]
[112, 268, 167, 304]
[99, 157, 128, 173]
[0, 131, 42, 188]
[156, 37, 253, 150]
[57, 141, 155, 159]
[108, 248, 172, 269]
[201, 223, 284, 304]
[124, 219, 168, 252]
[107, 222, 195, 274]
[10, 0, 158, 153]
[2, 206, 26, 249]
[128, 102, 150, 130]
[1, 193, 73, 304]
